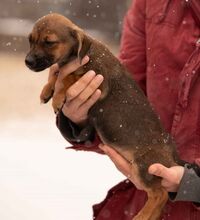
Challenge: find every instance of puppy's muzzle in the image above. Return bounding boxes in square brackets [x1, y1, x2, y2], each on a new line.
[25, 54, 36, 68]
[25, 54, 53, 72]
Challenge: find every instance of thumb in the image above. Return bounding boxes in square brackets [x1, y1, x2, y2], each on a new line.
[148, 163, 172, 179]
[50, 63, 59, 73]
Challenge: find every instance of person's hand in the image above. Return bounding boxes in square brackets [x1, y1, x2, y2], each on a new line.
[148, 163, 184, 192]
[99, 144, 144, 190]
[53, 55, 104, 125]
[99, 144, 185, 192]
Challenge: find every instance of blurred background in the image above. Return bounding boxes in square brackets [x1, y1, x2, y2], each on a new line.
[0, 0, 132, 220]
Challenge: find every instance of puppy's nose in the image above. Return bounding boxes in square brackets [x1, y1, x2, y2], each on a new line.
[25, 55, 36, 67]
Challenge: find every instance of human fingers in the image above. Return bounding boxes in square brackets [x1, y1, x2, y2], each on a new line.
[77, 74, 103, 103]
[54, 56, 90, 95]
[49, 63, 59, 73]
[148, 164, 185, 191]
[67, 74, 103, 106]
[48, 64, 59, 79]
[77, 89, 102, 113]
[66, 70, 97, 101]
[148, 163, 173, 180]
[62, 89, 101, 124]
[61, 72, 102, 124]
[99, 144, 131, 177]
[59, 56, 89, 80]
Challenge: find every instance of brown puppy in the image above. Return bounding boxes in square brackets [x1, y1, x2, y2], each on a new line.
[25, 13, 183, 220]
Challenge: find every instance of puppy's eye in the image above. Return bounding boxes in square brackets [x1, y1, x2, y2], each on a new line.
[43, 40, 57, 47]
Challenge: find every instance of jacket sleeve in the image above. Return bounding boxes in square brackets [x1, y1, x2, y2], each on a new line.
[169, 163, 200, 208]
[56, 111, 103, 154]
[119, 0, 147, 94]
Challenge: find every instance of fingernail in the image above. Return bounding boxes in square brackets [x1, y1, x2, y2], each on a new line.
[149, 167, 157, 174]
[87, 70, 96, 77]
[96, 74, 104, 82]
[82, 56, 89, 64]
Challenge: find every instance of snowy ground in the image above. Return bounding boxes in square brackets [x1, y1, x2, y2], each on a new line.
[0, 53, 124, 220]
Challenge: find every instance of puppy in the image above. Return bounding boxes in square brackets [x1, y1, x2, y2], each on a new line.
[25, 13, 183, 220]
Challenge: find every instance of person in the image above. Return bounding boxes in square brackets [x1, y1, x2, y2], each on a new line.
[54, 0, 200, 219]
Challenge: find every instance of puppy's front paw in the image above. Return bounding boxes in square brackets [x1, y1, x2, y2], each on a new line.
[40, 84, 54, 104]
[52, 94, 65, 114]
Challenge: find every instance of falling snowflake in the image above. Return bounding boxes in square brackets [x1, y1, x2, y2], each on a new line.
[6, 42, 11, 46]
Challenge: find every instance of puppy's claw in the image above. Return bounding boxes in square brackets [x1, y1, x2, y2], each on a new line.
[40, 89, 54, 104]
[52, 99, 65, 115]
[54, 108, 60, 115]
[40, 96, 51, 104]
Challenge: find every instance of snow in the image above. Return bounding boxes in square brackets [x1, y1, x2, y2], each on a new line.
[0, 119, 123, 220]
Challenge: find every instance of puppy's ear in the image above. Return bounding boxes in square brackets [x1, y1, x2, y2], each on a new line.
[58, 29, 91, 68]
[73, 30, 83, 61]
[70, 29, 91, 62]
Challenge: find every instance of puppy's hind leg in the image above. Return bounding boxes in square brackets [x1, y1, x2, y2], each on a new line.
[133, 187, 168, 220]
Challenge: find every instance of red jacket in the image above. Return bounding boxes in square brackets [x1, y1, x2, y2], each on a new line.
[57, 0, 200, 219]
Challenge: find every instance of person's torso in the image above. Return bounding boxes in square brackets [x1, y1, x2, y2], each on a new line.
[145, 0, 200, 163]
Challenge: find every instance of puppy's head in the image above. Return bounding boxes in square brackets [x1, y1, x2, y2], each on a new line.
[25, 13, 90, 72]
